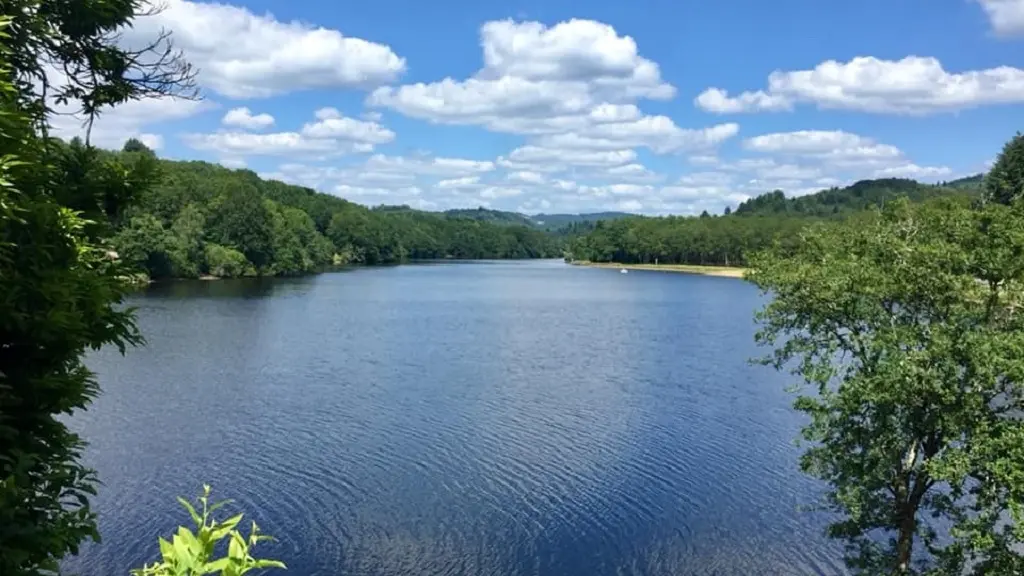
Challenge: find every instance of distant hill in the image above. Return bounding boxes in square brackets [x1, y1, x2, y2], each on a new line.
[942, 174, 985, 190]
[528, 211, 633, 230]
[734, 178, 980, 217]
[442, 207, 535, 227]
[437, 207, 634, 231]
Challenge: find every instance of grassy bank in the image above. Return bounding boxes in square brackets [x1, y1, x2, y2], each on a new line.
[573, 261, 747, 278]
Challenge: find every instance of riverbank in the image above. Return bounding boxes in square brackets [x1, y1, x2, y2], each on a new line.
[573, 261, 747, 278]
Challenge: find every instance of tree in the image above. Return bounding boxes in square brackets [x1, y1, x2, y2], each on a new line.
[985, 131, 1024, 205]
[208, 185, 275, 272]
[0, 2, 196, 574]
[749, 197, 1024, 574]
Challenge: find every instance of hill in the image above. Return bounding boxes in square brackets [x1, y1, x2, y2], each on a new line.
[942, 174, 985, 190]
[529, 211, 634, 230]
[442, 207, 536, 227]
[108, 140, 561, 280]
[734, 178, 979, 217]
[570, 178, 980, 268]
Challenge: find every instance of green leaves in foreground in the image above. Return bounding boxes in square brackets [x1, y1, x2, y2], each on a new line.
[131, 486, 285, 576]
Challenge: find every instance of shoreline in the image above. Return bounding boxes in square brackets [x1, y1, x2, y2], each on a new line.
[573, 261, 747, 278]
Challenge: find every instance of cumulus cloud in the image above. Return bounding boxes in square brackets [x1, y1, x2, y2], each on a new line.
[507, 171, 546, 184]
[695, 56, 1024, 114]
[125, 0, 406, 98]
[976, 0, 1024, 36]
[49, 96, 210, 150]
[186, 108, 393, 157]
[300, 108, 396, 143]
[222, 107, 275, 129]
[693, 87, 791, 114]
[743, 130, 902, 164]
[497, 146, 637, 172]
[368, 18, 733, 157]
[437, 176, 483, 189]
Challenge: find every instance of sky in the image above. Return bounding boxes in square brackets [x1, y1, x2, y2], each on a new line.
[51, 0, 1024, 215]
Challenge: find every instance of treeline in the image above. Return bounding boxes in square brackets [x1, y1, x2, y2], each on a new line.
[568, 178, 983, 267]
[109, 141, 560, 279]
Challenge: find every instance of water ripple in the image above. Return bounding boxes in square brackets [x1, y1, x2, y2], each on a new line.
[66, 262, 848, 576]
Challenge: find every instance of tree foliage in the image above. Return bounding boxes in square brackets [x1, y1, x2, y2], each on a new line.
[985, 132, 1024, 206]
[108, 156, 562, 279]
[568, 178, 981, 267]
[0, 2, 195, 574]
[749, 195, 1024, 574]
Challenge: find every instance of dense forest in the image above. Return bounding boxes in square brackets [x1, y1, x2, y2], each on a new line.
[107, 140, 562, 279]
[567, 177, 985, 267]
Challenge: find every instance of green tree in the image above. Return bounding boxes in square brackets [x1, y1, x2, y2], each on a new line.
[169, 203, 206, 278]
[0, 2, 195, 574]
[749, 197, 1024, 575]
[985, 131, 1024, 205]
[114, 213, 174, 278]
[208, 185, 275, 272]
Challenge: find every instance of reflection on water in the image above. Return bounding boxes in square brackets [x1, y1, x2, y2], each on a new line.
[68, 260, 847, 575]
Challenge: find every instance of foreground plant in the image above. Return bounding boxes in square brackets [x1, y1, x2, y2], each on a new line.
[749, 194, 1024, 574]
[132, 486, 285, 576]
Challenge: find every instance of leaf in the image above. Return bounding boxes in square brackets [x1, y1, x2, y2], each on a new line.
[209, 513, 244, 541]
[178, 496, 202, 527]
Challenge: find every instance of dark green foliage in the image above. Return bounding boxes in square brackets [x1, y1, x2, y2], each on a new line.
[441, 206, 536, 227]
[0, 2, 196, 574]
[985, 132, 1024, 205]
[110, 156, 562, 278]
[943, 173, 985, 189]
[735, 178, 972, 217]
[750, 196, 1024, 574]
[531, 211, 633, 230]
[570, 178, 981, 267]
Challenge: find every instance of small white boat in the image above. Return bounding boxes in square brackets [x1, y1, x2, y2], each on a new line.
[620, 268, 628, 274]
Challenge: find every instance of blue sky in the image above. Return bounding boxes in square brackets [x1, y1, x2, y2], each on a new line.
[55, 0, 1024, 214]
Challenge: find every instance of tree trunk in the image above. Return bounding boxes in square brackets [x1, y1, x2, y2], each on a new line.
[895, 509, 915, 573]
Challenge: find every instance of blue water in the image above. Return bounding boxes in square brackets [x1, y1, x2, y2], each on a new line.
[66, 260, 846, 575]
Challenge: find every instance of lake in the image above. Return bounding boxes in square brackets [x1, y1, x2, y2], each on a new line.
[65, 260, 846, 575]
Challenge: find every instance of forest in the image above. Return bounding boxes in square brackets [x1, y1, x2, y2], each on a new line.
[107, 139, 562, 280]
[567, 177, 985, 267]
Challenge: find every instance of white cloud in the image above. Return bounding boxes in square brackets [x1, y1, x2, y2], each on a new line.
[499, 146, 636, 171]
[222, 107, 275, 129]
[480, 186, 524, 199]
[696, 56, 1024, 114]
[603, 163, 663, 182]
[873, 163, 952, 179]
[369, 18, 732, 158]
[369, 19, 674, 122]
[507, 171, 546, 184]
[364, 154, 496, 176]
[186, 108, 393, 158]
[138, 134, 165, 150]
[743, 130, 901, 165]
[437, 176, 482, 189]
[300, 108, 395, 143]
[219, 157, 247, 169]
[533, 120, 738, 154]
[126, 0, 406, 98]
[976, 0, 1024, 36]
[49, 96, 210, 150]
[694, 87, 791, 113]
[185, 131, 363, 156]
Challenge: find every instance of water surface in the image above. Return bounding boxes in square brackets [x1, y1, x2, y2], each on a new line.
[67, 260, 845, 575]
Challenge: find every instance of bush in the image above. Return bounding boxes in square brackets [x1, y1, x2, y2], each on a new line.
[132, 486, 285, 576]
[204, 244, 254, 278]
